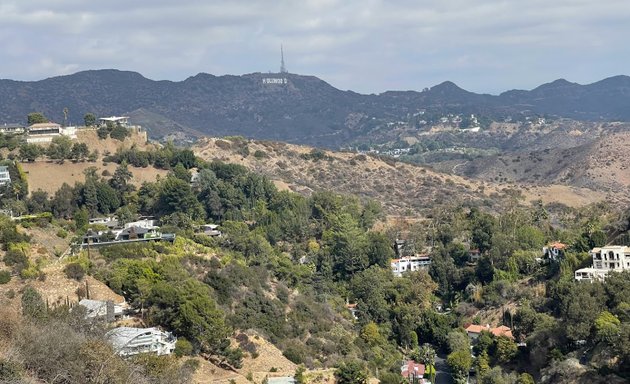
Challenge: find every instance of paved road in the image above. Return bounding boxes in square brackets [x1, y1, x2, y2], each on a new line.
[434, 355, 453, 384]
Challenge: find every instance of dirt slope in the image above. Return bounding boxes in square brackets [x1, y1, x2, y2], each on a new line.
[193, 137, 607, 214]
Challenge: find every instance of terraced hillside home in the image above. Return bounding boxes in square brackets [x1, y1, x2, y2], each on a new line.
[575, 246, 630, 282]
[0, 166, 11, 186]
[391, 254, 432, 277]
[105, 327, 176, 357]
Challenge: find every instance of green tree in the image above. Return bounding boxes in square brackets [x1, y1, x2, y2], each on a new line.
[494, 336, 518, 363]
[110, 125, 129, 141]
[18, 143, 41, 162]
[27, 112, 47, 125]
[594, 311, 621, 344]
[110, 161, 134, 193]
[447, 349, 472, 384]
[46, 136, 73, 162]
[334, 360, 368, 384]
[516, 373, 535, 384]
[83, 113, 97, 127]
[21, 286, 46, 320]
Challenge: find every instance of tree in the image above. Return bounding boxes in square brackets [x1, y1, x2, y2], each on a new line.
[47, 136, 73, 162]
[494, 336, 518, 363]
[18, 143, 41, 162]
[83, 113, 97, 127]
[27, 112, 47, 125]
[594, 311, 621, 344]
[447, 330, 471, 353]
[334, 360, 368, 384]
[21, 286, 46, 320]
[110, 161, 134, 193]
[110, 125, 129, 141]
[70, 142, 89, 161]
[51, 183, 77, 218]
[447, 349, 472, 384]
[516, 373, 535, 384]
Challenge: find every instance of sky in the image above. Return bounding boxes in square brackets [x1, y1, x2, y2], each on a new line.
[1, 0, 629, 95]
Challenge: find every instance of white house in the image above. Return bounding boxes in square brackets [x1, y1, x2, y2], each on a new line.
[105, 327, 176, 357]
[26, 122, 77, 143]
[99, 116, 130, 127]
[391, 255, 432, 277]
[0, 166, 11, 186]
[0, 123, 26, 134]
[78, 299, 126, 321]
[575, 246, 630, 282]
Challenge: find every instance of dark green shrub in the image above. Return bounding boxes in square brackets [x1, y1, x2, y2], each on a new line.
[63, 263, 85, 281]
[0, 270, 11, 284]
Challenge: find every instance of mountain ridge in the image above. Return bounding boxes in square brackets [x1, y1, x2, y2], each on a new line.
[2, 70, 630, 148]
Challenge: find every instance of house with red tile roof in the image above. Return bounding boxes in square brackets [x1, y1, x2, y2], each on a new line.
[465, 324, 514, 340]
[401, 360, 427, 383]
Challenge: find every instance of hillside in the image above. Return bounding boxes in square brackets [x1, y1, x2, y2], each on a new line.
[20, 130, 168, 195]
[2, 70, 630, 148]
[454, 132, 630, 202]
[192, 137, 606, 214]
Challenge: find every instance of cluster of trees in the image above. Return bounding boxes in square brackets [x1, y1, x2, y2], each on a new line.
[104, 145, 196, 169]
[17, 136, 97, 163]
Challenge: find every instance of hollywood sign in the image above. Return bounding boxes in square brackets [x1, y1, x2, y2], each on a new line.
[262, 78, 288, 84]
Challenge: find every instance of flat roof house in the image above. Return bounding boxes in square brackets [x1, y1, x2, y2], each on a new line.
[391, 255, 432, 277]
[26, 122, 77, 143]
[0, 166, 11, 186]
[105, 327, 176, 357]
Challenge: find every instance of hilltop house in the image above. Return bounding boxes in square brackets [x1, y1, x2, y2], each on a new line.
[99, 116, 130, 127]
[105, 327, 176, 357]
[26, 122, 77, 143]
[391, 255, 432, 277]
[0, 166, 11, 186]
[0, 123, 26, 134]
[575, 246, 630, 282]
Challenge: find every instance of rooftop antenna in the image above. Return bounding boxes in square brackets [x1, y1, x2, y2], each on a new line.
[280, 44, 287, 73]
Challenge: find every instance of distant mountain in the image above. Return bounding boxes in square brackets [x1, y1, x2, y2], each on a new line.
[1, 70, 630, 148]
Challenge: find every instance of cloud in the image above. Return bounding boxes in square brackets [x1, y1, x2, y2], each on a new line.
[0, 0, 629, 93]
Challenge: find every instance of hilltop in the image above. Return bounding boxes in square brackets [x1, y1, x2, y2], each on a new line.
[2, 70, 630, 148]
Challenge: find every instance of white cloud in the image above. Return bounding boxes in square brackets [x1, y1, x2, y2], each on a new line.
[0, 0, 629, 93]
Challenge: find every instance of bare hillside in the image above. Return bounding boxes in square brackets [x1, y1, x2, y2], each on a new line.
[193, 138, 605, 214]
[455, 132, 630, 205]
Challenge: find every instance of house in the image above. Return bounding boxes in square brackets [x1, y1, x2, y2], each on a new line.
[89, 216, 120, 229]
[575, 246, 630, 281]
[78, 299, 126, 321]
[401, 360, 426, 383]
[346, 303, 358, 320]
[200, 224, 222, 237]
[468, 249, 481, 263]
[0, 123, 26, 134]
[465, 324, 514, 340]
[542, 242, 567, 261]
[391, 255, 432, 277]
[26, 122, 76, 143]
[117, 226, 161, 241]
[99, 116, 130, 127]
[0, 166, 11, 186]
[105, 327, 176, 357]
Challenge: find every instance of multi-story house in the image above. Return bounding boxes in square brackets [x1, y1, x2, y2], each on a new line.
[574, 246, 630, 282]
[105, 327, 176, 357]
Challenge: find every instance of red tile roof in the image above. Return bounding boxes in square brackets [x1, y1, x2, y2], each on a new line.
[401, 360, 425, 378]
